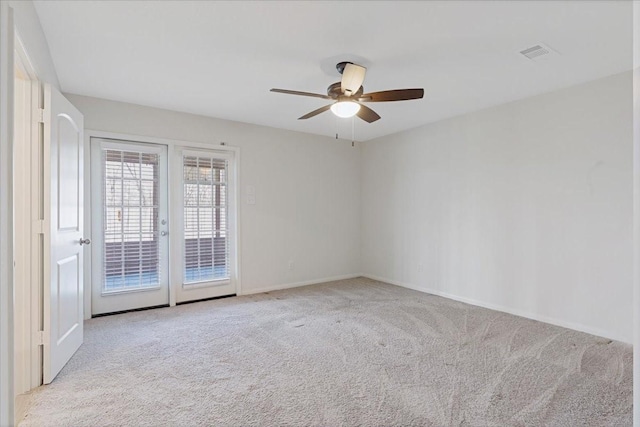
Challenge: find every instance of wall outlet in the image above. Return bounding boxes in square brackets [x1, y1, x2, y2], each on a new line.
[288, 261, 295, 271]
[247, 194, 256, 205]
[417, 263, 424, 272]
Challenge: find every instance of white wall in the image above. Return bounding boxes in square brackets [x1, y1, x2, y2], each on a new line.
[362, 71, 633, 343]
[9, 0, 59, 89]
[65, 94, 362, 296]
[0, 4, 14, 425]
[632, 2, 639, 424]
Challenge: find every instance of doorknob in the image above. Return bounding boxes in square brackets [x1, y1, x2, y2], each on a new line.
[79, 238, 91, 246]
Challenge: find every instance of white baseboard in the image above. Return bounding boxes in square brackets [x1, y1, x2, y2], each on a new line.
[361, 273, 630, 344]
[240, 273, 362, 296]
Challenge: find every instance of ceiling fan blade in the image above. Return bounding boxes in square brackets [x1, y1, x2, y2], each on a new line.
[298, 104, 331, 120]
[359, 88, 424, 102]
[356, 104, 381, 123]
[271, 88, 332, 100]
[341, 63, 366, 96]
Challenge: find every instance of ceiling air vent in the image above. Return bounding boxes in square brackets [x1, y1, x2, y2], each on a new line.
[519, 43, 558, 61]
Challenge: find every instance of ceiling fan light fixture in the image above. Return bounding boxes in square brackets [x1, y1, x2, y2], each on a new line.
[330, 101, 360, 118]
[271, 61, 423, 124]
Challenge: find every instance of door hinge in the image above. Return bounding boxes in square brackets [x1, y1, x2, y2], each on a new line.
[37, 108, 45, 123]
[36, 330, 45, 346]
[35, 219, 45, 234]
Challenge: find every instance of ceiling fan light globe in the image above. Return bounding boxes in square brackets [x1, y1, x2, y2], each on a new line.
[331, 101, 360, 118]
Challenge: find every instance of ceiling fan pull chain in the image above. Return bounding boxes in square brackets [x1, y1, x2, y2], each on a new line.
[351, 116, 355, 147]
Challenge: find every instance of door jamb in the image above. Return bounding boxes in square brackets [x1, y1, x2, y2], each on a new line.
[13, 30, 43, 401]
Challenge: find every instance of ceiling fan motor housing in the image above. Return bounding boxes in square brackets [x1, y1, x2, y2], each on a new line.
[336, 61, 353, 75]
[327, 82, 363, 99]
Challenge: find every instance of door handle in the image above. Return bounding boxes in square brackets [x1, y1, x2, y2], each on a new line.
[79, 238, 91, 246]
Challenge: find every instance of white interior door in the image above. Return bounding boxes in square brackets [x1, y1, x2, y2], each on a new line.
[44, 85, 84, 384]
[172, 148, 237, 303]
[91, 139, 169, 315]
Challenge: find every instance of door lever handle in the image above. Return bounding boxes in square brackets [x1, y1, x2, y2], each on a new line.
[79, 238, 91, 246]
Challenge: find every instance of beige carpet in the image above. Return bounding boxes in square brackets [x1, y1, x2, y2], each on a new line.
[21, 277, 632, 426]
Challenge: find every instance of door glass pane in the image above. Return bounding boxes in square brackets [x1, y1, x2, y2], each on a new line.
[183, 155, 229, 283]
[102, 149, 160, 292]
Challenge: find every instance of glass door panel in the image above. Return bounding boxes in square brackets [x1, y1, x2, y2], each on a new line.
[91, 139, 169, 315]
[172, 149, 236, 303]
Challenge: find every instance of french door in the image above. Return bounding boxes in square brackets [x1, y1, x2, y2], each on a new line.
[90, 139, 169, 315]
[90, 139, 237, 315]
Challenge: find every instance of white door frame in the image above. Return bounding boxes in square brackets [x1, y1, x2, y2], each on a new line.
[84, 130, 241, 317]
[13, 31, 43, 398]
[2, 10, 46, 423]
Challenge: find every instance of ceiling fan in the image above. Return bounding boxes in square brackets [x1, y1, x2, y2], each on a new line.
[270, 62, 424, 123]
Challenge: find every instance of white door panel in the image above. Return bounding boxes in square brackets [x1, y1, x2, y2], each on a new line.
[44, 85, 84, 384]
[172, 148, 237, 303]
[91, 139, 169, 315]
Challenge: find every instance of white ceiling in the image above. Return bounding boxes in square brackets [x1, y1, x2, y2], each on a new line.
[33, 1, 632, 141]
